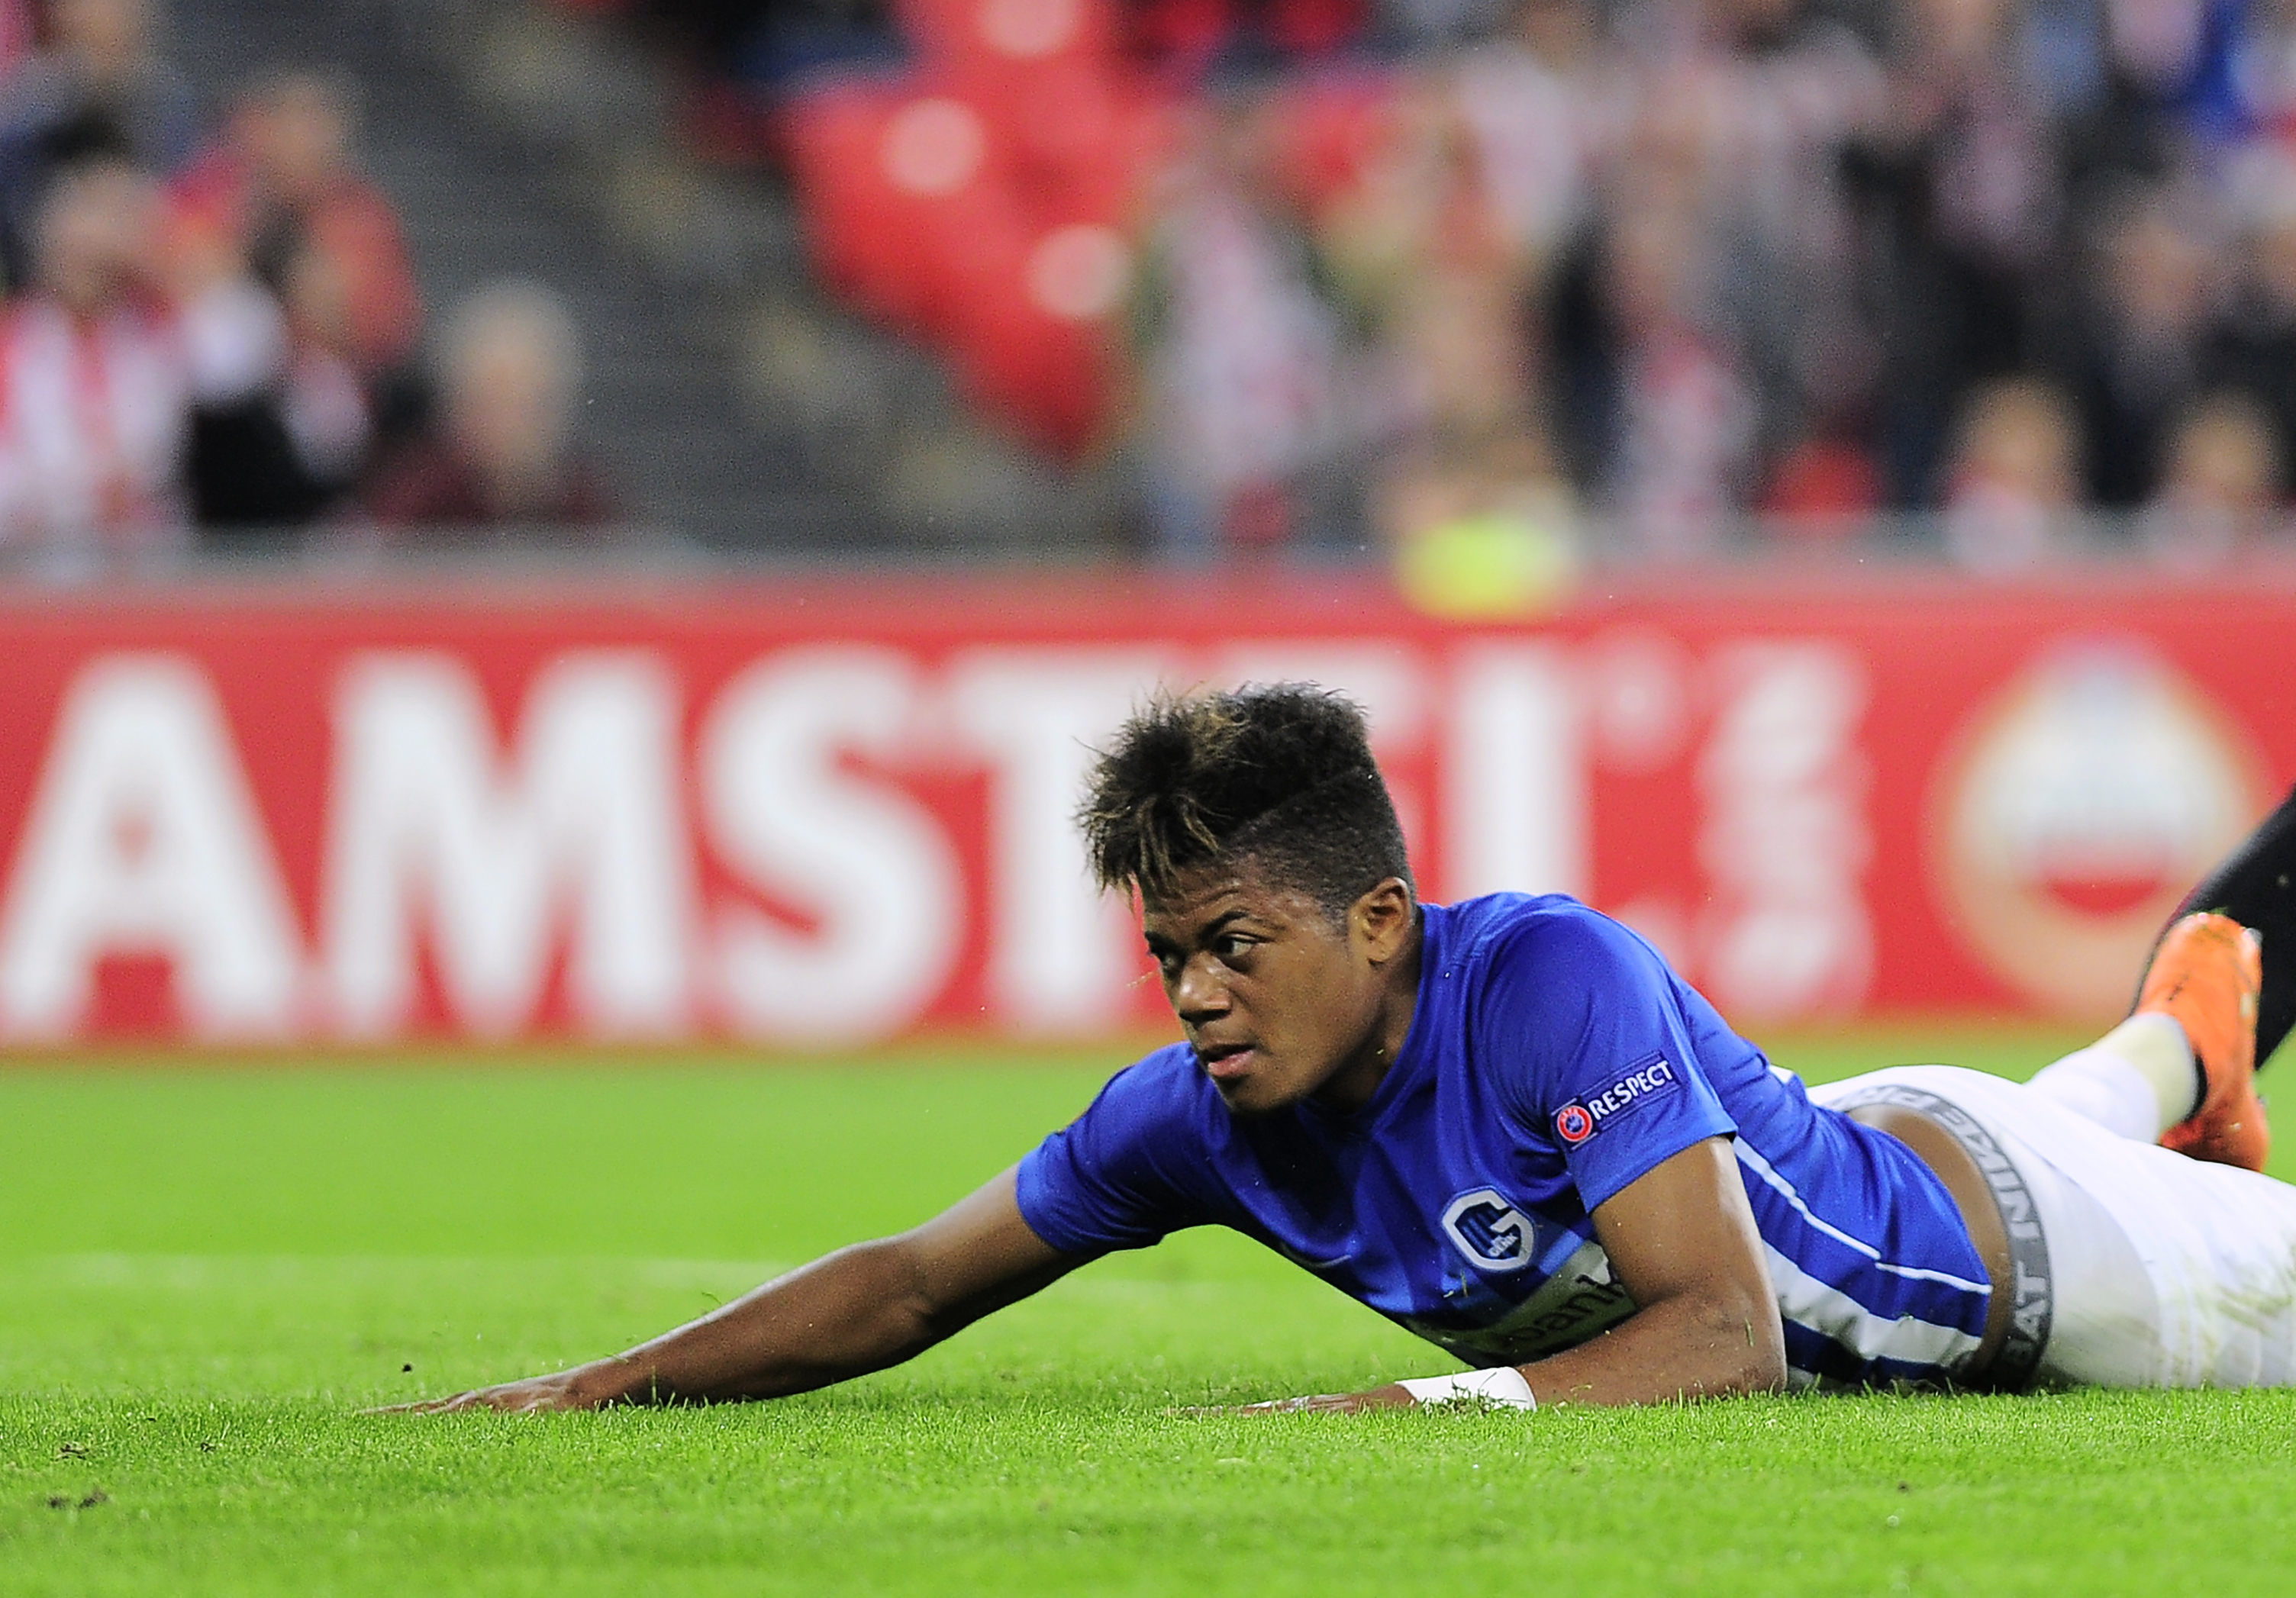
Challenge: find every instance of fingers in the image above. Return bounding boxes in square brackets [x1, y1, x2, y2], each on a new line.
[362, 1393, 479, 1416]
[493, 1387, 579, 1414]
[1243, 1393, 1359, 1414]
[1161, 1392, 1362, 1417]
[365, 1381, 579, 1416]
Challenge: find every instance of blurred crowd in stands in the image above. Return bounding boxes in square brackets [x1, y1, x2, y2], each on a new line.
[618, 0, 2296, 574]
[6, 0, 2296, 575]
[0, 0, 613, 572]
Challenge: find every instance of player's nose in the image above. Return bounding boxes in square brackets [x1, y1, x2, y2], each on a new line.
[1171, 955, 1229, 1023]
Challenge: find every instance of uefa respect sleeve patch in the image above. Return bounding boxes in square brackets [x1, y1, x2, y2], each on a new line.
[1552, 1055, 1682, 1146]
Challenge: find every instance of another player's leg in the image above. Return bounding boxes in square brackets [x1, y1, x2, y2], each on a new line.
[2146, 781, 2296, 1068]
[2146, 913, 2266, 1166]
[2028, 911, 2265, 1168]
[2027, 784, 2296, 1167]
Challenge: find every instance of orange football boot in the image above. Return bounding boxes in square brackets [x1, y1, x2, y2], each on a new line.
[2143, 912, 2267, 1171]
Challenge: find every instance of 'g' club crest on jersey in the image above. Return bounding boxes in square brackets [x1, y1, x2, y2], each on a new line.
[1441, 1187, 1540, 1272]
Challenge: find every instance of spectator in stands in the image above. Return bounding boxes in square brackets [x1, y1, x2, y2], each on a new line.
[166, 69, 429, 533]
[1636, 0, 1886, 514]
[2059, 0, 2250, 191]
[1127, 92, 1359, 559]
[1530, 0, 1889, 542]
[272, 240, 380, 495]
[216, 71, 418, 379]
[2140, 389, 2287, 565]
[0, 0, 200, 288]
[0, 156, 189, 562]
[173, 68, 423, 453]
[1844, 0, 2062, 506]
[1452, 0, 1611, 283]
[1939, 375, 2082, 572]
[2204, 163, 2296, 484]
[163, 193, 368, 535]
[1327, 75, 1543, 472]
[1325, 68, 1586, 585]
[364, 280, 618, 539]
[1584, 197, 1757, 557]
[2053, 181, 2227, 507]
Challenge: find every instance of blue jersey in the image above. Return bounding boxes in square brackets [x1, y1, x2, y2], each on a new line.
[1017, 894, 1993, 1390]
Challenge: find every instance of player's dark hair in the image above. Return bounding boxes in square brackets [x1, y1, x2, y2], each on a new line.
[1079, 683, 1413, 919]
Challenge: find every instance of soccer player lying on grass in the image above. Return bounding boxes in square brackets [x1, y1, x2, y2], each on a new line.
[405, 685, 2296, 1413]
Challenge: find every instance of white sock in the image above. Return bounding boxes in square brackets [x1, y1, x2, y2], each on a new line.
[2027, 1014, 2199, 1142]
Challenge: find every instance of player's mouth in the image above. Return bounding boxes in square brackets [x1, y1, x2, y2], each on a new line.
[1195, 1042, 1258, 1082]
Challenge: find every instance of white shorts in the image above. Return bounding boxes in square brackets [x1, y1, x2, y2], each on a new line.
[1811, 1065, 2296, 1389]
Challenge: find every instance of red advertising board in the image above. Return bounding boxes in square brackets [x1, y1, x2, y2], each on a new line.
[0, 569, 2289, 1046]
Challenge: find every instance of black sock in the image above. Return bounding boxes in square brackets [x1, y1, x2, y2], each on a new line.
[2146, 782, 2296, 1066]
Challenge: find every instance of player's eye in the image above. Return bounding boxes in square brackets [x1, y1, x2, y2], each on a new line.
[1213, 933, 1257, 965]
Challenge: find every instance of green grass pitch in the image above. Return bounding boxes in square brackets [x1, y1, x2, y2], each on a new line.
[4, 1026, 2295, 1595]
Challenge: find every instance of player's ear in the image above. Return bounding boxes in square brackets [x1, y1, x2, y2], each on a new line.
[1353, 878, 1415, 962]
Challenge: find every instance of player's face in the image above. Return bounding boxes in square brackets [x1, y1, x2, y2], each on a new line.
[1140, 861, 1419, 1116]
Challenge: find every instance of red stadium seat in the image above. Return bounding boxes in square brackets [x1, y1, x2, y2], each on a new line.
[783, 83, 917, 321]
[979, 57, 1121, 188]
[985, 70, 1178, 230]
[972, 0, 1117, 64]
[785, 53, 1148, 451]
[1121, 0, 1233, 67]
[899, 0, 1114, 67]
[1264, 0, 1371, 54]
[786, 82, 1024, 338]
[940, 216, 1130, 456]
[949, 286, 1112, 457]
[917, 180, 1037, 341]
[1266, 72, 1398, 215]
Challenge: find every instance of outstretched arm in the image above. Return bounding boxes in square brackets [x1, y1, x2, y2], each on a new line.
[396, 1167, 1078, 1413]
[1250, 1136, 1787, 1412]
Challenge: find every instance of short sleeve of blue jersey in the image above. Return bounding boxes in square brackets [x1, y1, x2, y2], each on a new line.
[1014, 1047, 1214, 1255]
[1472, 907, 1737, 1211]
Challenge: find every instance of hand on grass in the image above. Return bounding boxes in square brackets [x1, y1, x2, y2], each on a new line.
[1175, 1382, 1416, 1416]
[372, 1371, 604, 1415]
